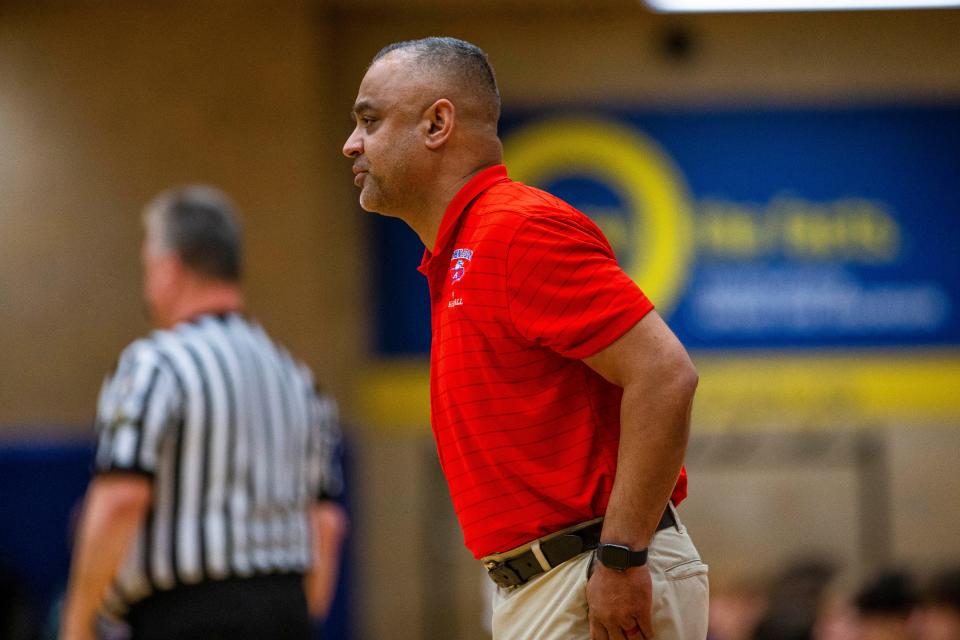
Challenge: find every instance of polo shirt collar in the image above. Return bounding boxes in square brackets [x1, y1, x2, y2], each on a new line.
[419, 164, 509, 274]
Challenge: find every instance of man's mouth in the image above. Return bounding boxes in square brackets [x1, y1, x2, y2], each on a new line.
[352, 167, 368, 187]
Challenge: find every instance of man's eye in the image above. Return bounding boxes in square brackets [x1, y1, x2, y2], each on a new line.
[362, 117, 375, 125]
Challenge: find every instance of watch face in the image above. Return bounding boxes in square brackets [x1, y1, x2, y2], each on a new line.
[600, 544, 631, 570]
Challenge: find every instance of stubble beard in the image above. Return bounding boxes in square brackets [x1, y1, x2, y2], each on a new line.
[358, 153, 419, 221]
[358, 174, 385, 213]
[358, 188, 376, 212]
[359, 174, 402, 218]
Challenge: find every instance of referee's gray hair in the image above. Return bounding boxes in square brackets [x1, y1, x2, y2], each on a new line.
[143, 185, 243, 282]
[372, 36, 501, 124]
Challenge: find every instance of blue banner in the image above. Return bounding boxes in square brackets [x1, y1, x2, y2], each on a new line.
[370, 104, 960, 354]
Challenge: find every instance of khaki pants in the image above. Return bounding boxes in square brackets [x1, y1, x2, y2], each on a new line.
[491, 506, 709, 640]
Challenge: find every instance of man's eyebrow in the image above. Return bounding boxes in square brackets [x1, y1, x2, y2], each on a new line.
[352, 100, 377, 116]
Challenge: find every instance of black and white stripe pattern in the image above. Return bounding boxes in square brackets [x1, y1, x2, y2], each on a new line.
[94, 312, 342, 608]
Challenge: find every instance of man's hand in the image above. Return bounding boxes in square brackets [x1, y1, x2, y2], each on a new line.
[582, 311, 696, 639]
[305, 501, 350, 620]
[587, 563, 654, 640]
[60, 476, 151, 640]
[59, 618, 95, 640]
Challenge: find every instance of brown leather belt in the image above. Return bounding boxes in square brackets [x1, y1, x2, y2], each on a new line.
[483, 507, 677, 588]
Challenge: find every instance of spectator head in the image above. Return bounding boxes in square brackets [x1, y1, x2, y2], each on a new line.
[914, 568, 960, 640]
[854, 570, 919, 640]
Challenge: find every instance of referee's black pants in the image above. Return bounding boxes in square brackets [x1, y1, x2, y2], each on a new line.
[125, 573, 310, 640]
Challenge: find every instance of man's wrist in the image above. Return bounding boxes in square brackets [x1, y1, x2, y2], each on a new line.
[595, 542, 649, 571]
[61, 600, 94, 638]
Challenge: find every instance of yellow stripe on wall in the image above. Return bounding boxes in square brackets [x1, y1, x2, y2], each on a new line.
[356, 351, 960, 433]
[356, 359, 432, 431]
[692, 350, 960, 432]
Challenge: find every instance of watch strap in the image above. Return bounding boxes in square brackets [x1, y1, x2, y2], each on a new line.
[596, 543, 649, 570]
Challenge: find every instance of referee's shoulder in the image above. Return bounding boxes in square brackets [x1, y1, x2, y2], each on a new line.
[104, 335, 174, 392]
[287, 345, 323, 392]
[117, 334, 163, 363]
[247, 319, 303, 367]
[151, 317, 217, 352]
[115, 328, 183, 375]
[277, 341, 329, 400]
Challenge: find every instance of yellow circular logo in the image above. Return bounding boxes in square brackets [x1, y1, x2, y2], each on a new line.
[503, 117, 694, 313]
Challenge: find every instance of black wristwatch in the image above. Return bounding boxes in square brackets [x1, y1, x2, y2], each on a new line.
[595, 543, 649, 571]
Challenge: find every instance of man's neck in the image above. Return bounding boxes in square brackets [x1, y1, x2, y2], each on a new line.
[409, 159, 501, 251]
[163, 282, 244, 329]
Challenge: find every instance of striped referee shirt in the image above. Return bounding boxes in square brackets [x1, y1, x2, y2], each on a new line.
[93, 312, 342, 609]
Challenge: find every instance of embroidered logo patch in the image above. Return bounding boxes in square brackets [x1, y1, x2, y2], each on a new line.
[450, 248, 473, 285]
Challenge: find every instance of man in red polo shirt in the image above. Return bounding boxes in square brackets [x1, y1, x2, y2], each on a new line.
[343, 37, 709, 640]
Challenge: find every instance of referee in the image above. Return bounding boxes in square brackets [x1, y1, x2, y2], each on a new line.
[60, 186, 347, 640]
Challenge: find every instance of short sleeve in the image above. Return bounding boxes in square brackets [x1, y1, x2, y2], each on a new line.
[305, 380, 344, 502]
[506, 214, 654, 360]
[94, 341, 181, 477]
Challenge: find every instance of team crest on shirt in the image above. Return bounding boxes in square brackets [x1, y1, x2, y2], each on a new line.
[450, 248, 473, 285]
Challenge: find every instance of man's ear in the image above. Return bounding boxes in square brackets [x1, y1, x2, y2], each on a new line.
[424, 99, 455, 150]
[160, 253, 188, 288]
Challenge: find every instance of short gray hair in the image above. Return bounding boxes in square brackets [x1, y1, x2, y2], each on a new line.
[144, 185, 243, 282]
[373, 37, 501, 124]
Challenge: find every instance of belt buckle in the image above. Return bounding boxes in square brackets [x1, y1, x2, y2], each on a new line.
[486, 562, 524, 588]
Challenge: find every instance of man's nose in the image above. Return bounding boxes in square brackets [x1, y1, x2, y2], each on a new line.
[343, 129, 362, 158]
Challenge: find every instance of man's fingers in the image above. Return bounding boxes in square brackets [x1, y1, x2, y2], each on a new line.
[589, 616, 610, 640]
[634, 614, 653, 639]
[641, 609, 654, 637]
[587, 564, 654, 640]
[602, 623, 627, 640]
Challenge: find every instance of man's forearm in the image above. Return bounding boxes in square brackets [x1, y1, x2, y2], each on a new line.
[585, 354, 697, 640]
[304, 501, 349, 620]
[601, 367, 697, 548]
[61, 477, 150, 639]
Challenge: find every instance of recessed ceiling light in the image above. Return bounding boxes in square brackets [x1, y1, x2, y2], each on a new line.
[643, 0, 960, 12]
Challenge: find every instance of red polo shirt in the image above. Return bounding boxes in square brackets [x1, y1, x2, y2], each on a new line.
[419, 164, 687, 558]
